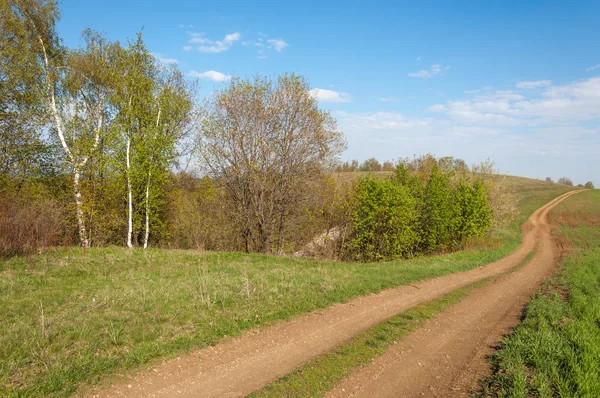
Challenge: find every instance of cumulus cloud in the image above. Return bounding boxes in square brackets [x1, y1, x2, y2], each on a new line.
[189, 70, 232, 82]
[187, 32, 241, 53]
[242, 33, 289, 58]
[309, 88, 352, 103]
[151, 53, 178, 65]
[516, 80, 552, 89]
[408, 64, 450, 78]
[585, 64, 600, 72]
[337, 77, 600, 186]
[267, 38, 288, 51]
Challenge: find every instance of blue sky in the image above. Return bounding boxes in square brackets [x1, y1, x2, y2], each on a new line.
[57, 0, 600, 185]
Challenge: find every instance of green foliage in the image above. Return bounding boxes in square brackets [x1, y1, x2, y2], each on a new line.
[419, 166, 455, 252]
[585, 181, 594, 189]
[345, 176, 417, 261]
[454, 180, 493, 241]
[343, 157, 496, 261]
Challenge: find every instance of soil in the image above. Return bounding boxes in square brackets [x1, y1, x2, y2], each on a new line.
[87, 190, 580, 398]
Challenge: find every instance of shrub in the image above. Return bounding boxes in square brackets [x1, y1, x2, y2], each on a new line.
[418, 166, 455, 252]
[454, 180, 493, 240]
[344, 176, 418, 261]
[585, 181, 594, 189]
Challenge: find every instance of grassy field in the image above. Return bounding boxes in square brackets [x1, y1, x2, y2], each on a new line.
[0, 176, 574, 396]
[482, 189, 600, 397]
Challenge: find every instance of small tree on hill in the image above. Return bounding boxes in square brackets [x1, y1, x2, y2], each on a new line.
[545, 177, 553, 183]
[585, 181, 595, 189]
[557, 177, 573, 186]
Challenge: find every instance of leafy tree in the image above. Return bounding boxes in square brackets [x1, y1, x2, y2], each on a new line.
[585, 181, 594, 189]
[557, 177, 573, 186]
[0, 0, 59, 181]
[545, 177, 553, 183]
[358, 157, 382, 172]
[382, 161, 395, 171]
[13, 0, 119, 247]
[199, 73, 346, 253]
[111, 34, 196, 248]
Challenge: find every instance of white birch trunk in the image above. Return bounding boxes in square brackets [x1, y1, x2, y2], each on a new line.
[143, 107, 161, 249]
[126, 136, 133, 248]
[73, 168, 89, 247]
[143, 175, 150, 249]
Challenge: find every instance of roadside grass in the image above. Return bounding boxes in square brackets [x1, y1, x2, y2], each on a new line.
[0, 177, 574, 396]
[481, 189, 600, 397]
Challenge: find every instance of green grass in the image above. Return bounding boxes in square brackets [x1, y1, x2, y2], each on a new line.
[0, 176, 574, 397]
[482, 189, 600, 397]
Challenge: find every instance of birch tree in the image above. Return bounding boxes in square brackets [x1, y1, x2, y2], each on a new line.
[112, 38, 195, 248]
[140, 66, 196, 248]
[112, 34, 156, 248]
[36, 26, 117, 246]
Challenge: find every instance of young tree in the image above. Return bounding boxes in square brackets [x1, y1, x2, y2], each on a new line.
[140, 66, 196, 248]
[112, 34, 155, 248]
[585, 181, 595, 189]
[199, 73, 346, 253]
[545, 177, 553, 183]
[359, 157, 382, 172]
[112, 36, 196, 248]
[557, 177, 573, 186]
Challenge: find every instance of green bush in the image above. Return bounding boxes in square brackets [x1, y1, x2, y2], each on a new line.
[418, 166, 455, 252]
[344, 176, 418, 261]
[454, 180, 493, 241]
[342, 158, 496, 262]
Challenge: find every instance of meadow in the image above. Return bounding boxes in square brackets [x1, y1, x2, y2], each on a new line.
[0, 177, 573, 396]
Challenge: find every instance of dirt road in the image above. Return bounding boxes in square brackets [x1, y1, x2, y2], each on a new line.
[326, 189, 580, 398]
[89, 190, 579, 398]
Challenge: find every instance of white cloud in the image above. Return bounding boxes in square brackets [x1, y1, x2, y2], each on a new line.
[183, 46, 192, 52]
[337, 76, 600, 186]
[408, 64, 450, 78]
[585, 64, 600, 72]
[309, 88, 352, 103]
[151, 53, 178, 65]
[187, 32, 241, 53]
[379, 97, 399, 102]
[267, 38, 288, 51]
[189, 70, 232, 82]
[516, 80, 552, 89]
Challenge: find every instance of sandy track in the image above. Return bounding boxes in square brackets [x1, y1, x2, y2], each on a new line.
[88, 190, 579, 398]
[326, 190, 580, 398]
